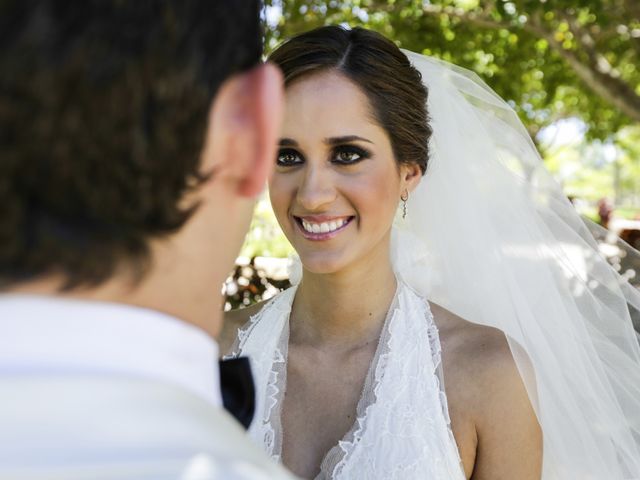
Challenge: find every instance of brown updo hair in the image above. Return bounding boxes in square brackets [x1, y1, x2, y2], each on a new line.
[268, 26, 431, 174]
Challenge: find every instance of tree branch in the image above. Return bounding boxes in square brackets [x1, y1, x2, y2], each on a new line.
[420, 4, 640, 122]
[528, 12, 640, 122]
[421, 4, 511, 31]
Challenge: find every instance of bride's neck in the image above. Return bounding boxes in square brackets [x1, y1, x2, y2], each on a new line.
[291, 246, 397, 350]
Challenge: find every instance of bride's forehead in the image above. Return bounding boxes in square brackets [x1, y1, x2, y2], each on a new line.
[282, 71, 382, 137]
[284, 71, 372, 116]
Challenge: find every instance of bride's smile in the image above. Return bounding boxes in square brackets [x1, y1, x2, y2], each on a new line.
[293, 215, 354, 240]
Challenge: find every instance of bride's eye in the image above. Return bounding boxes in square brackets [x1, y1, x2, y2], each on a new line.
[332, 145, 370, 165]
[277, 148, 303, 167]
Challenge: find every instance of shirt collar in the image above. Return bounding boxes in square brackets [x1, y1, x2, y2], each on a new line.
[0, 294, 222, 407]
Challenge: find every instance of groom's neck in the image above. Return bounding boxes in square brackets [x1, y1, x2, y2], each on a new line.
[5, 254, 225, 340]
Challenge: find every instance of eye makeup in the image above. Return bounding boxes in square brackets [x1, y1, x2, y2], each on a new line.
[275, 142, 373, 168]
[276, 148, 304, 167]
[331, 144, 372, 165]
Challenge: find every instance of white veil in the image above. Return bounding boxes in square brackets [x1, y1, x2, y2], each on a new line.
[389, 51, 640, 479]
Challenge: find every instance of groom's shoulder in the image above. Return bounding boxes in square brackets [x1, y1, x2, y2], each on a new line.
[0, 375, 298, 480]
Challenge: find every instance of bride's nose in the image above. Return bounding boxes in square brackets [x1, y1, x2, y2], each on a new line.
[295, 164, 337, 211]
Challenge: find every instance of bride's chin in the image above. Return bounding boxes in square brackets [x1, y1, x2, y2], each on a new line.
[297, 252, 350, 276]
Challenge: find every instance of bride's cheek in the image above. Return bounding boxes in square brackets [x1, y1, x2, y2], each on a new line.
[356, 178, 399, 226]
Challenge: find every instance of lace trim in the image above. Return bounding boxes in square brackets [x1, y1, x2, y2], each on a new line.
[422, 295, 465, 470]
[321, 290, 401, 479]
[332, 285, 464, 479]
[224, 288, 295, 459]
[261, 299, 288, 458]
[263, 341, 287, 459]
[225, 291, 288, 359]
[326, 285, 464, 478]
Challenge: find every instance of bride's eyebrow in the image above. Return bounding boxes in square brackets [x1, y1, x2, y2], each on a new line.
[324, 135, 374, 145]
[278, 136, 374, 147]
[279, 138, 298, 147]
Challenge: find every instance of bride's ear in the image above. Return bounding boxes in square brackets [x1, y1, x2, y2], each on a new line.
[200, 62, 284, 198]
[400, 162, 423, 193]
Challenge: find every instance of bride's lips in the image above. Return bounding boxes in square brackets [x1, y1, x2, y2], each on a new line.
[292, 215, 355, 241]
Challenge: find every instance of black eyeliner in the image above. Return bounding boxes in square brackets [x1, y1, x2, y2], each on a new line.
[332, 144, 372, 164]
[276, 147, 304, 166]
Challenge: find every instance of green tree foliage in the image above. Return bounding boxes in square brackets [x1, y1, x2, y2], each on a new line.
[544, 124, 640, 213]
[265, 0, 640, 140]
[240, 193, 294, 259]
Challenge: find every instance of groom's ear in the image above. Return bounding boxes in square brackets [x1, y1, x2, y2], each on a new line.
[201, 62, 284, 197]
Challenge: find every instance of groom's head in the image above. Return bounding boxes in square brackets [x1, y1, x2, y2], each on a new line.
[0, 0, 283, 327]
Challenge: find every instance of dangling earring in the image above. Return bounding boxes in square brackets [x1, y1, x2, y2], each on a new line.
[400, 189, 409, 219]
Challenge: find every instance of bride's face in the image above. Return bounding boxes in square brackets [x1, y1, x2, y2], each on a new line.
[269, 70, 417, 275]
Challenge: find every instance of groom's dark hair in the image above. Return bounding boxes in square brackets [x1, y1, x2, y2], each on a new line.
[0, 0, 262, 289]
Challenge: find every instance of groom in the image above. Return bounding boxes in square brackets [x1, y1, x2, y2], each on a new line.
[0, 1, 293, 478]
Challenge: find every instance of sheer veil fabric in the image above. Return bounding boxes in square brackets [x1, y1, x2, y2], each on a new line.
[381, 51, 640, 479]
[284, 50, 640, 478]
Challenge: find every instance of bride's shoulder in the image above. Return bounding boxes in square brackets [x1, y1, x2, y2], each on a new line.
[430, 302, 541, 475]
[430, 302, 511, 364]
[219, 300, 269, 357]
[429, 302, 535, 419]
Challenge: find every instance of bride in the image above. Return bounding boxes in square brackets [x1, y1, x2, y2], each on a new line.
[222, 26, 640, 479]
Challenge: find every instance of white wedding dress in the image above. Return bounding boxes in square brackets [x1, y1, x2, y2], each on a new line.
[226, 280, 466, 480]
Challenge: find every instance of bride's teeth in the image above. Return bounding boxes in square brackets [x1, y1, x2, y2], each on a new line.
[300, 218, 350, 234]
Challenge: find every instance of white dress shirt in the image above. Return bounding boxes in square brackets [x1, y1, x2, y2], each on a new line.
[0, 294, 298, 480]
[0, 294, 222, 406]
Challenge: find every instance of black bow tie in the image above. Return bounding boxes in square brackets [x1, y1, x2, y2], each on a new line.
[219, 357, 255, 430]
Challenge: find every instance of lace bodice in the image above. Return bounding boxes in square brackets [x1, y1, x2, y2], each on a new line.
[226, 282, 466, 480]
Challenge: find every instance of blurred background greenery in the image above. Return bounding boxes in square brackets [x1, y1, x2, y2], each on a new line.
[227, 0, 640, 307]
